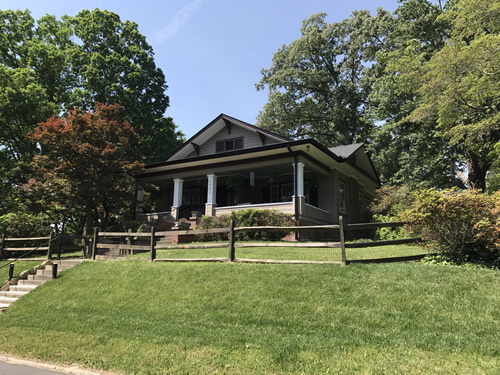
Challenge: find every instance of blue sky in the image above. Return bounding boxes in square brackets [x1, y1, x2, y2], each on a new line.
[2, 0, 399, 138]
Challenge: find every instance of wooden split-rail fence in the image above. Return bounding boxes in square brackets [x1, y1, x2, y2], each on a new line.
[88, 217, 423, 265]
[1, 217, 424, 265]
[0, 232, 89, 260]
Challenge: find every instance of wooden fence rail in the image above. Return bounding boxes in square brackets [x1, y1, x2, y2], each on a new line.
[0, 232, 90, 260]
[1, 218, 421, 265]
[150, 217, 421, 266]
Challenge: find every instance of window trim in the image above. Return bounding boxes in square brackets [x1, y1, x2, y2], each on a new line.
[215, 137, 244, 153]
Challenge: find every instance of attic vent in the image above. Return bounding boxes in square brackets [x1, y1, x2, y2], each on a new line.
[216, 137, 244, 153]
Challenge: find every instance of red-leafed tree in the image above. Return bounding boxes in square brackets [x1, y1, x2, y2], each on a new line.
[25, 103, 144, 232]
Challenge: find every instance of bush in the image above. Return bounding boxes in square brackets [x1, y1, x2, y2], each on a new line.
[370, 185, 415, 241]
[0, 211, 52, 238]
[198, 209, 294, 241]
[402, 188, 499, 264]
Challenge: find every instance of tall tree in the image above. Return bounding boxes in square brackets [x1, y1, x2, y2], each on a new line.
[407, 0, 500, 190]
[24, 103, 144, 232]
[256, 11, 392, 146]
[67, 9, 183, 162]
[0, 9, 182, 174]
[367, 0, 461, 189]
[370, 0, 499, 190]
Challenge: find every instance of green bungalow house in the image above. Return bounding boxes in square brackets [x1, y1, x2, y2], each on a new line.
[136, 114, 380, 226]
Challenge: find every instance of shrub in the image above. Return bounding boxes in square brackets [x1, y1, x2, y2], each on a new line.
[198, 209, 294, 241]
[402, 188, 500, 263]
[372, 213, 405, 241]
[370, 185, 415, 240]
[0, 211, 52, 238]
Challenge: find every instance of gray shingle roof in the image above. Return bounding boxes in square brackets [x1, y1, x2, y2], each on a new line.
[328, 143, 364, 159]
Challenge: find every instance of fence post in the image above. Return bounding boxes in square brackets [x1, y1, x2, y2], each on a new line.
[8, 263, 14, 280]
[47, 231, 54, 260]
[81, 228, 87, 258]
[150, 227, 156, 262]
[339, 216, 347, 266]
[0, 233, 4, 260]
[127, 228, 132, 255]
[229, 220, 235, 262]
[52, 263, 58, 279]
[92, 228, 98, 260]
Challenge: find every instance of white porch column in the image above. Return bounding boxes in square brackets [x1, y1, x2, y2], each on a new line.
[172, 178, 183, 220]
[292, 162, 305, 222]
[205, 174, 218, 216]
[295, 162, 305, 197]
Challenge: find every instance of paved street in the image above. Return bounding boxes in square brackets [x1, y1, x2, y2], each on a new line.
[0, 360, 64, 375]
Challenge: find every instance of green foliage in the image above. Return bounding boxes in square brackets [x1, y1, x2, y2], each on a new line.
[0, 211, 51, 237]
[393, 0, 499, 190]
[24, 103, 144, 232]
[370, 185, 415, 217]
[367, 0, 463, 189]
[421, 254, 499, 270]
[402, 188, 500, 263]
[368, 185, 415, 240]
[198, 209, 294, 241]
[256, 10, 392, 146]
[0, 8, 182, 176]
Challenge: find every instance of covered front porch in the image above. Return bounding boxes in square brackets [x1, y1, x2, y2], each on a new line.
[137, 158, 332, 225]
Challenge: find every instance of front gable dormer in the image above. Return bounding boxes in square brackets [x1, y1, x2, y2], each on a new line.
[165, 114, 290, 162]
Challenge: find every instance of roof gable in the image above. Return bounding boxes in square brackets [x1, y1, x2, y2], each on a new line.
[329, 143, 378, 181]
[165, 114, 291, 162]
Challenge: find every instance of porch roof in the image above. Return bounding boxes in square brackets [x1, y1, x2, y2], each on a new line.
[137, 139, 380, 187]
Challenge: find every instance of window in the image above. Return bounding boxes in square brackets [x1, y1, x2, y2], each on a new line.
[338, 179, 346, 215]
[281, 183, 294, 202]
[216, 137, 244, 153]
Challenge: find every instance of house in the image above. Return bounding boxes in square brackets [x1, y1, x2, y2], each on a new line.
[136, 114, 380, 227]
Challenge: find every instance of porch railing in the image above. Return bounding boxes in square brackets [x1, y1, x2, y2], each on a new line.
[215, 201, 294, 216]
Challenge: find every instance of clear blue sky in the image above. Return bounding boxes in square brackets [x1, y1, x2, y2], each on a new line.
[2, 0, 399, 138]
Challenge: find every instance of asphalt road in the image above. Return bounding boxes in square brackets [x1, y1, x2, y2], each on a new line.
[0, 360, 65, 374]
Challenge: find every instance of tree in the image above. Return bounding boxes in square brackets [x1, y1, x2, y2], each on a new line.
[370, 0, 499, 190]
[407, 0, 500, 190]
[0, 8, 182, 175]
[66, 9, 183, 163]
[256, 11, 393, 146]
[366, 0, 464, 189]
[23, 103, 144, 232]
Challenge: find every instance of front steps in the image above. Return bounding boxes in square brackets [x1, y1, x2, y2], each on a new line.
[0, 259, 84, 311]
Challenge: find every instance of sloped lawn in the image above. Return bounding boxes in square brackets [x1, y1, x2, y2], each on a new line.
[0, 261, 498, 374]
[151, 243, 428, 261]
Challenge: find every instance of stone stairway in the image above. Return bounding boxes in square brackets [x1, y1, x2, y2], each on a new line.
[0, 259, 84, 311]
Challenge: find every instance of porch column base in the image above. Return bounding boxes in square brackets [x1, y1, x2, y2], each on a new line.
[171, 206, 180, 221]
[205, 203, 217, 217]
[292, 196, 305, 219]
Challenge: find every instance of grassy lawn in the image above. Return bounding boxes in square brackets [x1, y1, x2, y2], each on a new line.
[0, 260, 43, 283]
[151, 243, 428, 261]
[0, 261, 498, 374]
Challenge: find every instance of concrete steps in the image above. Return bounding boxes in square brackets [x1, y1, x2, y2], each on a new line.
[0, 259, 84, 311]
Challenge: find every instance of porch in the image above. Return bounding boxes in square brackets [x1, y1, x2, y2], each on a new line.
[136, 158, 334, 225]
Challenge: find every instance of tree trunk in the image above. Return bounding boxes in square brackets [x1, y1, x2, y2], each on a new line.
[466, 158, 489, 191]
